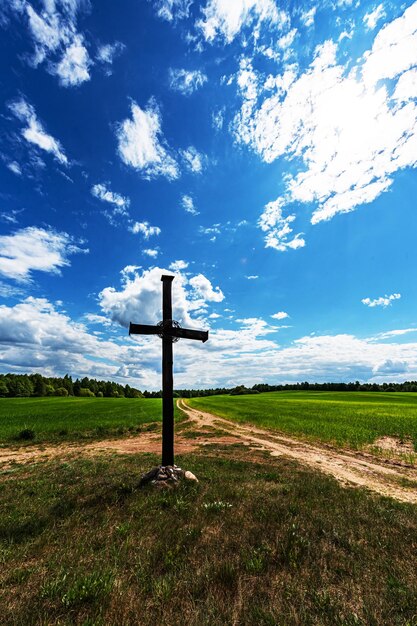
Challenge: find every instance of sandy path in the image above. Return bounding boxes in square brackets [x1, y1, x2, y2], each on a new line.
[178, 400, 417, 504]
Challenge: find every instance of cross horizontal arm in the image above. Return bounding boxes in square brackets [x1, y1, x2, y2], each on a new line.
[129, 323, 160, 336]
[169, 327, 209, 343]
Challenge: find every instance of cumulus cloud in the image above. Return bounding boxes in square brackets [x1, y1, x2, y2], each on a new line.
[271, 311, 289, 320]
[99, 265, 224, 329]
[180, 146, 206, 173]
[189, 273, 225, 302]
[4, 294, 417, 388]
[9, 97, 68, 165]
[233, 3, 417, 248]
[169, 68, 208, 95]
[116, 99, 179, 180]
[130, 221, 161, 239]
[362, 293, 401, 308]
[197, 0, 287, 44]
[91, 183, 130, 215]
[181, 194, 199, 215]
[0, 226, 87, 282]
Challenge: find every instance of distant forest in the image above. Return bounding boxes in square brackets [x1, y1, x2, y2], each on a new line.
[1, 374, 417, 398]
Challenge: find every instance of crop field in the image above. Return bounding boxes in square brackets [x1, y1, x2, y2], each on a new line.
[0, 397, 168, 445]
[188, 391, 417, 450]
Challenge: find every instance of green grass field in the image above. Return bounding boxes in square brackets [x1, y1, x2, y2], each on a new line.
[1, 450, 416, 625]
[189, 391, 417, 450]
[0, 397, 168, 445]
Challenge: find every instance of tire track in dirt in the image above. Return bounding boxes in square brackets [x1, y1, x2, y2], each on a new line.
[178, 399, 417, 504]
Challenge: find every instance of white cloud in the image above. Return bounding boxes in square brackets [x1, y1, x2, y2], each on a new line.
[271, 311, 289, 320]
[181, 194, 199, 215]
[54, 34, 90, 86]
[362, 293, 401, 308]
[258, 199, 305, 251]
[189, 273, 225, 302]
[169, 68, 208, 95]
[233, 3, 417, 248]
[130, 221, 161, 239]
[197, 0, 287, 44]
[91, 183, 130, 215]
[374, 328, 417, 340]
[116, 100, 179, 180]
[5, 293, 417, 388]
[6, 161, 22, 175]
[8, 0, 94, 86]
[99, 265, 223, 329]
[96, 41, 125, 74]
[363, 4, 386, 31]
[9, 98, 68, 165]
[169, 260, 189, 271]
[0, 226, 87, 282]
[300, 7, 316, 28]
[153, 0, 192, 21]
[180, 146, 206, 173]
[143, 248, 159, 258]
[246, 275, 258, 280]
[212, 107, 225, 130]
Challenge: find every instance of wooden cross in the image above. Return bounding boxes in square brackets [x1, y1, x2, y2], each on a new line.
[129, 275, 209, 467]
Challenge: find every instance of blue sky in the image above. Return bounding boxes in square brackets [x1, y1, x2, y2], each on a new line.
[1, 0, 417, 389]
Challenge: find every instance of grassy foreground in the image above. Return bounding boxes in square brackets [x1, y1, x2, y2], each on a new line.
[0, 397, 167, 445]
[1, 449, 416, 625]
[189, 391, 417, 450]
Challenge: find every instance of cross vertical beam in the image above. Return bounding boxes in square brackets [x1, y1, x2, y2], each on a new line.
[161, 275, 174, 466]
[129, 274, 208, 469]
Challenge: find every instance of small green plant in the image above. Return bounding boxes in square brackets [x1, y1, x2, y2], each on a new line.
[16, 428, 35, 440]
[203, 500, 232, 512]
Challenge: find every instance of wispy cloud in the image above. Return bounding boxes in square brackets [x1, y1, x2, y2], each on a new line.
[246, 275, 258, 280]
[196, 0, 287, 44]
[362, 293, 401, 308]
[169, 68, 208, 95]
[130, 221, 161, 239]
[0, 226, 87, 282]
[116, 99, 179, 180]
[91, 183, 130, 215]
[181, 194, 199, 215]
[96, 41, 125, 74]
[258, 199, 305, 251]
[9, 97, 68, 165]
[180, 146, 206, 173]
[363, 4, 386, 30]
[153, 0, 192, 22]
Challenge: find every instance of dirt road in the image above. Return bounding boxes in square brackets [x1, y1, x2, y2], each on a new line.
[1, 400, 416, 504]
[178, 399, 417, 504]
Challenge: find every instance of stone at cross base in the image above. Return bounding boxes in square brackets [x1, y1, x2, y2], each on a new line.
[129, 275, 208, 488]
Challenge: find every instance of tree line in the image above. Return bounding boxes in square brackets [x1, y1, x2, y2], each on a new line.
[0, 373, 142, 398]
[1, 374, 417, 399]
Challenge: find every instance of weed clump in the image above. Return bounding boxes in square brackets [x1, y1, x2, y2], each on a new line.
[16, 428, 35, 441]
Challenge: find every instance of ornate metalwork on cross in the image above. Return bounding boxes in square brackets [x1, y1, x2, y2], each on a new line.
[129, 275, 209, 467]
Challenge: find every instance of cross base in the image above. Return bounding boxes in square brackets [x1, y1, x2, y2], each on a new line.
[139, 465, 199, 489]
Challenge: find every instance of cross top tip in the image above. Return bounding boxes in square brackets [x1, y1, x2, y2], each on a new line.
[161, 274, 174, 282]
